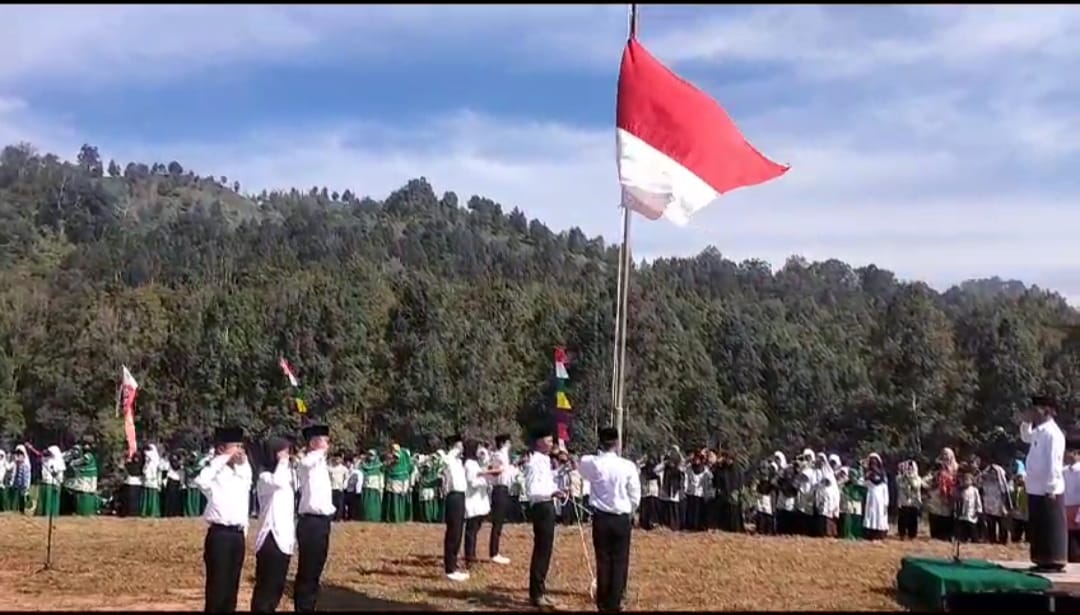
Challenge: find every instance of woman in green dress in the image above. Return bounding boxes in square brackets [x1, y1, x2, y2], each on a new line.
[67, 445, 100, 516]
[838, 465, 867, 540]
[139, 444, 162, 518]
[383, 445, 413, 523]
[35, 445, 65, 518]
[359, 450, 385, 522]
[416, 456, 443, 523]
[184, 449, 210, 517]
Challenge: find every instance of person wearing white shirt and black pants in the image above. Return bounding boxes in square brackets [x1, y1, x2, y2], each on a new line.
[251, 436, 295, 613]
[294, 423, 334, 612]
[488, 434, 515, 565]
[441, 434, 469, 582]
[1021, 395, 1068, 573]
[579, 427, 641, 613]
[463, 439, 496, 570]
[196, 426, 251, 613]
[525, 424, 560, 609]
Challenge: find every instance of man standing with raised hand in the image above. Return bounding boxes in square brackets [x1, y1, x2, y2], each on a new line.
[294, 423, 334, 612]
[524, 423, 561, 609]
[1021, 395, 1068, 573]
[251, 436, 295, 613]
[195, 426, 250, 613]
[578, 427, 641, 613]
[488, 433, 514, 565]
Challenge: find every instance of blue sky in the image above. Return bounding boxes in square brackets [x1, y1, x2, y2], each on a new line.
[3, 5, 1080, 302]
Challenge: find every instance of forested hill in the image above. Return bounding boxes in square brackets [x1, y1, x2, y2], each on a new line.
[1, 142, 1078, 470]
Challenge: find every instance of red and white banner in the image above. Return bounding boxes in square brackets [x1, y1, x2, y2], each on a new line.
[120, 365, 139, 460]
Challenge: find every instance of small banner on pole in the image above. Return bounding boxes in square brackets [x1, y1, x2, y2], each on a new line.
[554, 347, 572, 444]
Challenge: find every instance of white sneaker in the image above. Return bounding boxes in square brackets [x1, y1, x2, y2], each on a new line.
[491, 555, 511, 565]
[447, 571, 470, 582]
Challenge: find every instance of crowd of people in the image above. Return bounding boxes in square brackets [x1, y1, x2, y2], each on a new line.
[0, 395, 1076, 611]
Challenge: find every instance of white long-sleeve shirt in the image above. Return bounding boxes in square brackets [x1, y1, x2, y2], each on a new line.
[443, 451, 467, 494]
[1064, 462, 1080, 506]
[488, 446, 516, 489]
[524, 451, 557, 503]
[255, 459, 296, 554]
[578, 451, 641, 515]
[196, 454, 252, 530]
[297, 449, 335, 516]
[1022, 420, 1066, 496]
[464, 459, 491, 519]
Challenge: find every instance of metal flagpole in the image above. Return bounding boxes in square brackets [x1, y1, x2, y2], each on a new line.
[612, 3, 638, 455]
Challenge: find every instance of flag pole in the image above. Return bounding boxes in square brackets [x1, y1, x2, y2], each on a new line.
[612, 3, 639, 455]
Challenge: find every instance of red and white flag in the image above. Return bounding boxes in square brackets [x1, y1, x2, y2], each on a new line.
[616, 37, 789, 225]
[120, 366, 139, 460]
[279, 358, 299, 388]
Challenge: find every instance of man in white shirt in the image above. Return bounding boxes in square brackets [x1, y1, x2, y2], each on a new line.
[195, 426, 251, 613]
[441, 434, 469, 582]
[1021, 395, 1068, 572]
[1063, 440, 1080, 561]
[488, 433, 514, 565]
[524, 424, 561, 609]
[294, 423, 334, 612]
[579, 427, 641, 613]
[251, 436, 295, 613]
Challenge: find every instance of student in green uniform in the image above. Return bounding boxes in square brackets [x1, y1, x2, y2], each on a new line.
[416, 455, 443, 523]
[68, 441, 100, 516]
[185, 449, 211, 517]
[34, 445, 65, 518]
[140, 444, 162, 518]
[838, 465, 867, 540]
[383, 444, 413, 523]
[359, 450, 385, 522]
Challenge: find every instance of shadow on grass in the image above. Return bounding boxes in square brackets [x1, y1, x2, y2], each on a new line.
[279, 580, 438, 612]
[423, 586, 532, 610]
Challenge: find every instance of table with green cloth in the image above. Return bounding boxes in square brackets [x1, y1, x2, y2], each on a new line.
[896, 557, 1053, 611]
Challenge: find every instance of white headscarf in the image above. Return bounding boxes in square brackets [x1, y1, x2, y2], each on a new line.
[828, 454, 841, 469]
[46, 445, 66, 473]
[772, 451, 788, 468]
[145, 444, 160, 466]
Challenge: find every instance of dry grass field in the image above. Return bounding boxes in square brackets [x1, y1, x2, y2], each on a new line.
[0, 515, 1029, 611]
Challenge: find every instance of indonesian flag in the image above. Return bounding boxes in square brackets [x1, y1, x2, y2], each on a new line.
[120, 366, 139, 460]
[554, 347, 572, 443]
[616, 37, 789, 225]
[279, 358, 299, 387]
[279, 357, 307, 414]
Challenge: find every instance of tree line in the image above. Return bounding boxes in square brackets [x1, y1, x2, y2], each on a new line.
[0, 142, 1078, 480]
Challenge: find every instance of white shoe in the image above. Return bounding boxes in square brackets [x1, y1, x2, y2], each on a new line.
[447, 571, 470, 582]
[491, 555, 511, 565]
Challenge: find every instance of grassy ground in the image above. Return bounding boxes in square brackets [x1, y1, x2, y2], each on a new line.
[0, 515, 1028, 611]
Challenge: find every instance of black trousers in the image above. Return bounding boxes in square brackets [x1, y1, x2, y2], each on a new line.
[928, 513, 954, 541]
[684, 496, 707, 532]
[1029, 494, 1068, 568]
[638, 497, 658, 530]
[898, 506, 920, 539]
[203, 524, 246, 613]
[593, 510, 632, 613]
[1012, 518, 1028, 543]
[163, 480, 183, 517]
[465, 516, 484, 567]
[331, 490, 345, 521]
[443, 492, 466, 574]
[251, 536, 291, 613]
[123, 484, 142, 518]
[294, 514, 332, 612]
[490, 485, 510, 557]
[529, 500, 557, 602]
[956, 520, 977, 543]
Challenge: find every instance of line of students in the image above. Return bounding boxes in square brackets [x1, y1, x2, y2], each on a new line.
[197, 423, 335, 613]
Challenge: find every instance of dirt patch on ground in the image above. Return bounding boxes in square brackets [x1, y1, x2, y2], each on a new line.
[0, 515, 1028, 611]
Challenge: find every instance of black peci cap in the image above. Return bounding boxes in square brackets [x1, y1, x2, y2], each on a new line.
[445, 434, 463, 449]
[1032, 395, 1059, 411]
[598, 427, 619, 445]
[213, 426, 245, 445]
[301, 423, 330, 441]
[264, 436, 291, 459]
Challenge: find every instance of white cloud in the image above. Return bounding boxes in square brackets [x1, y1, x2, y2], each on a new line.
[1, 5, 1079, 303]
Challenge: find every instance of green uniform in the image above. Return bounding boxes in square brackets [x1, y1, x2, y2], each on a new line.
[383, 449, 413, 523]
[840, 475, 867, 540]
[67, 451, 100, 516]
[36, 455, 63, 518]
[184, 453, 209, 517]
[416, 463, 443, 523]
[359, 458, 384, 522]
[139, 453, 162, 518]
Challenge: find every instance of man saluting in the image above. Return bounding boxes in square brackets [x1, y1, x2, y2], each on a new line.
[295, 422, 334, 612]
[195, 426, 250, 613]
[524, 423, 561, 609]
[1021, 395, 1068, 572]
[578, 427, 641, 613]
